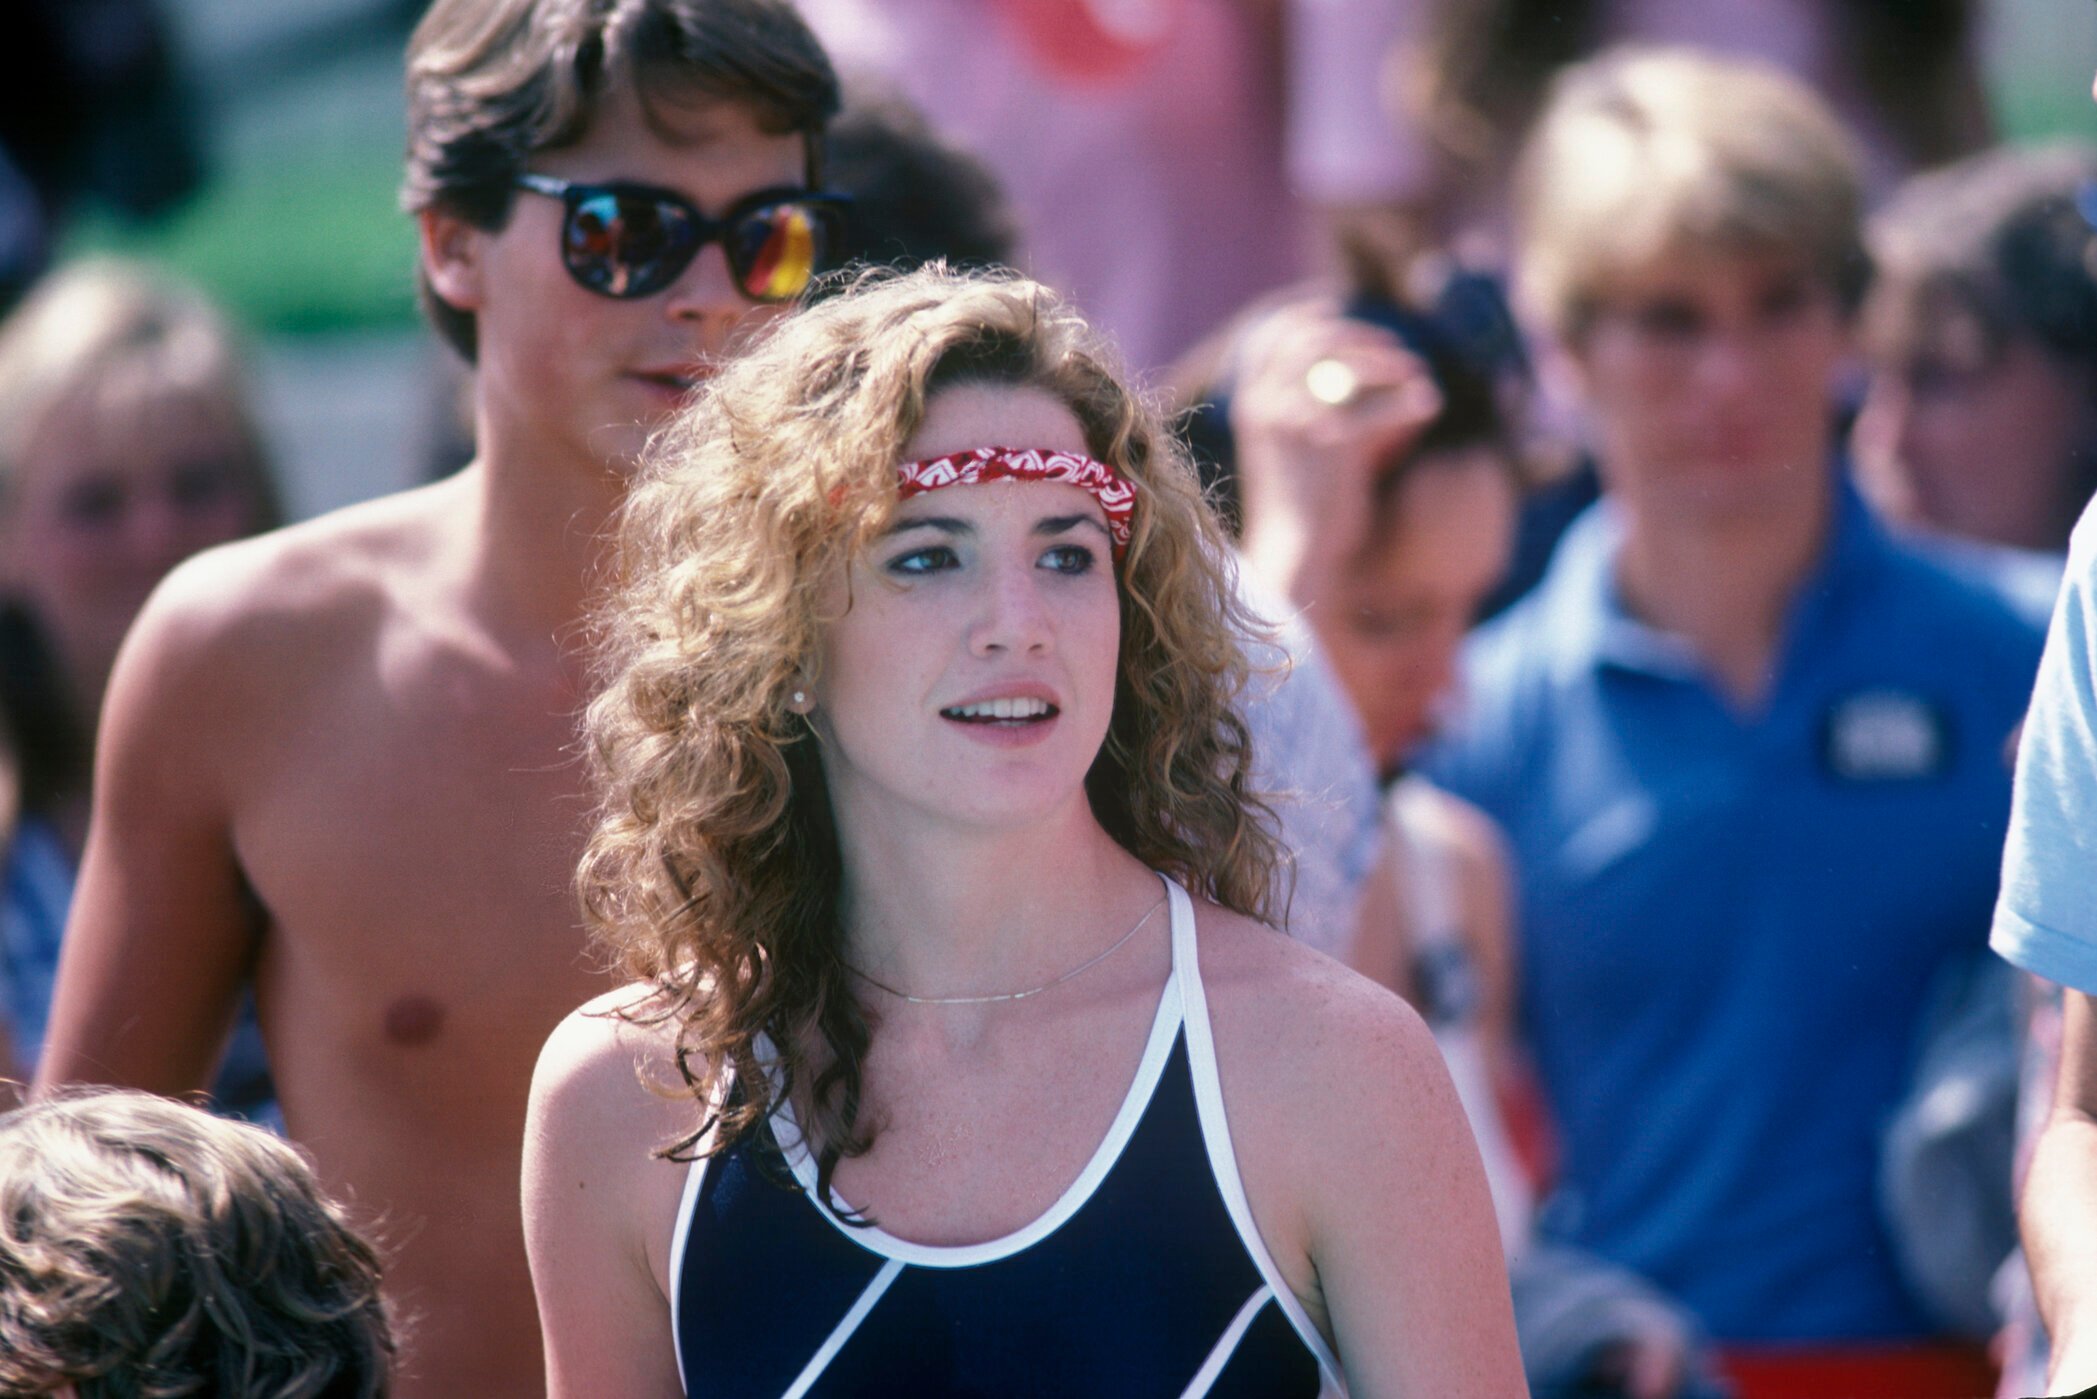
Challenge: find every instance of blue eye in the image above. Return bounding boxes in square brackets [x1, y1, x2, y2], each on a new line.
[887, 544, 960, 575]
[1040, 543, 1097, 575]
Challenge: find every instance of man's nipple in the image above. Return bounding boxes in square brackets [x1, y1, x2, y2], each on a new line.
[383, 994, 447, 1047]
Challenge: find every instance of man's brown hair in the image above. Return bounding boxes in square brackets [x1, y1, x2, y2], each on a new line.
[402, 0, 840, 362]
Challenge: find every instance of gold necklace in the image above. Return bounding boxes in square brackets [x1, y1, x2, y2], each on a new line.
[848, 895, 1167, 1006]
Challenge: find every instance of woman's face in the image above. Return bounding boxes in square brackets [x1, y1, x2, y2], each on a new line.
[1325, 449, 1517, 769]
[3, 390, 266, 700]
[811, 382, 1124, 837]
[1852, 316, 2090, 553]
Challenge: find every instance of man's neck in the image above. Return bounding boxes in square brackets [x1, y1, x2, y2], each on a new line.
[462, 419, 629, 645]
[1612, 472, 1835, 715]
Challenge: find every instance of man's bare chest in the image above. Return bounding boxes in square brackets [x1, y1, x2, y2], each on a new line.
[228, 643, 599, 1029]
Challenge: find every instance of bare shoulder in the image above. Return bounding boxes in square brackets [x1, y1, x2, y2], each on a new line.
[1192, 900, 1525, 1394]
[526, 986, 702, 1395]
[531, 983, 702, 1150]
[134, 476, 474, 670]
[99, 476, 487, 780]
[527, 986, 707, 1278]
[1424, 785, 1509, 869]
[1395, 780, 1509, 883]
[1191, 901, 1448, 1125]
[1417, 785, 1518, 999]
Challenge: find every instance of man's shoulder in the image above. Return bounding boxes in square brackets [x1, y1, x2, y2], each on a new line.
[1466, 587, 1561, 680]
[1472, 507, 1613, 683]
[1427, 593, 1561, 767]
[136, 478, 473, 670]
[1871, 528, 2049, 641]
[1900, 531, 2064, 631]
[1861, 529, 2049, 694]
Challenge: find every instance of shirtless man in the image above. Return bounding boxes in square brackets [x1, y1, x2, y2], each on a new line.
[32, 3, 840, 1393]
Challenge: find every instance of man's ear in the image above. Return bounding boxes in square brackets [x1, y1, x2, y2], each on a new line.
[419, 206, 486, 313]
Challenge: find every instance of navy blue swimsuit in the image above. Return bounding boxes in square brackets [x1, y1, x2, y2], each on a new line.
[669, 878, 1339, 1397]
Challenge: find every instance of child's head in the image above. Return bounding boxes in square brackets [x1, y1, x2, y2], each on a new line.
[402, 0, 840, 363]
[820, 87, 1017, 275]
[0, 1091, 390, 1398]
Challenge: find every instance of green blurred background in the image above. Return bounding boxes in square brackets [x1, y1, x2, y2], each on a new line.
[65, 0, 422, 337]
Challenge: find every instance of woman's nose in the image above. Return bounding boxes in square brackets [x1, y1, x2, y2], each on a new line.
[969, 562, 1053, 655]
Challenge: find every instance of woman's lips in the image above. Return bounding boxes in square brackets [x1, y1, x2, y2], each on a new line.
[940, 697, 1058, 722]
[939, 707, 1062, 748]
[938, 691, 1063, 747]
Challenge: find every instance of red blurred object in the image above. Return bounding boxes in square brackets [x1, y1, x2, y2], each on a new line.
[1717, 1341, 1997, 1399]
[987, 0, 1181, 83]
[1493, 1047, 1559, 1198]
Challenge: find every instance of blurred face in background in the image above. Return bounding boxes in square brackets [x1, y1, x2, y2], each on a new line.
[1852, 299, 2094, 553]
[1322, 446, 1518, 770]
[1569, 247, 1849, 529]
[1, 385, 271, 706]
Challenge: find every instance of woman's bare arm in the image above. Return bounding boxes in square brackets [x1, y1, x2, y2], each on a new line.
[1309, 988, 1526, 1395]
[523, 989, 696, 1399]
[1208, 916, 1526, 1397]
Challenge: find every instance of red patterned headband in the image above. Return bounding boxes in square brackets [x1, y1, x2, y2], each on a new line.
[895, 446, 1137, 558]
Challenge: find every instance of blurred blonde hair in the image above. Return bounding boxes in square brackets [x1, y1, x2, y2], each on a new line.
[0, 1089, 391, 1398]
[1514, 46, 1868, 343]
[0, 257, 280, 531]
[0, 259, 283, 821]
[580, 264, 1281, 1199]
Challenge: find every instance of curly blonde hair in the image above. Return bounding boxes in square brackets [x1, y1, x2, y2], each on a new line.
[0, 1089, 391, 1398]
[580, 264, 1282, 1198]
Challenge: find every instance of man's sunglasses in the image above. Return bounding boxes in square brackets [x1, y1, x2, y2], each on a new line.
[513, 174, 846, 302]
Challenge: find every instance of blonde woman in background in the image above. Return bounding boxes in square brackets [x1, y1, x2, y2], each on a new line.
[0, 260, 281, 1104]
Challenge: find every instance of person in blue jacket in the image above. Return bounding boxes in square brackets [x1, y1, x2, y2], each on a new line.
[1422, 46, 2044, 1399]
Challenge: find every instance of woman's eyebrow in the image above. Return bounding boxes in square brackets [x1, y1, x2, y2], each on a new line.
[1035, 513, 1112, 539]
[884, 514, 972, 537]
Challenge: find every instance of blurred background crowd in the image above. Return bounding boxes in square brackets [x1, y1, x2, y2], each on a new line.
[5, 2, 2097, 1397]
[1, 0, 2090, 513]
